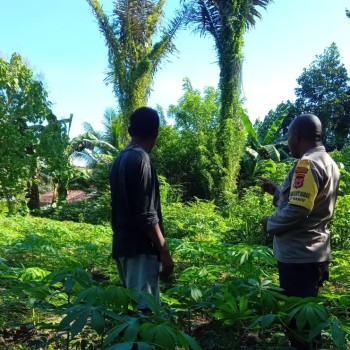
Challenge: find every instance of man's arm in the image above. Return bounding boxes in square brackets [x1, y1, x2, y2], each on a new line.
[264, 204, 311, 235]
[263, 159, 319, 235]
[259, 177, 280, 207]
[131, 150, 174, 277]
[147, 224, 174, 278]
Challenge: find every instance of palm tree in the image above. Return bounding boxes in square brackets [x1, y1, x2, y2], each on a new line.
[86, 0, 188, 143]
[70, 108, 120, 167]
[184, 0, 273, 194]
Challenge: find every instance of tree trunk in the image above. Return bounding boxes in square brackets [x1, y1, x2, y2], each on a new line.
[26, 181, 40, 211]
[216, 5, 246, 195]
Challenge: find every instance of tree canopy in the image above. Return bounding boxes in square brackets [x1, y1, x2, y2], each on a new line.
[0, 53, 72, 212]
[295, 43, 350, 150]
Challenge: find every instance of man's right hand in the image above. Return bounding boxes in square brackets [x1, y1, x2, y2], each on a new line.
[159, 248, 174, 279]
[259, 176, 277, 195]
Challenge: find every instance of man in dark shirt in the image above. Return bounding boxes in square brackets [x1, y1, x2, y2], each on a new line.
[110, 107, 174, 309]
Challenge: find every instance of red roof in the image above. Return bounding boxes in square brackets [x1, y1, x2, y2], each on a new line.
[40, 190, 89, 203]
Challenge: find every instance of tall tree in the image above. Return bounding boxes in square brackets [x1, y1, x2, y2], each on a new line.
[0, 53, 51, 213]
[184, 0, 273, 194]
[153, 78, 223, 199]
[36, 114, 73, 205]
[295, 43, 350, 150]
[86, 0, 187, 143]
[0, 53, 73, 213]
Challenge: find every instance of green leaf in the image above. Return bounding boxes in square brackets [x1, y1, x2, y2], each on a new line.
[70, 309, 90, 337]
[239, 295, 248, 312]
[140, 323, 156, 343]
[241, 111, 260, 149]
[130, 289, 161, 313]
[104, 323, 130, 346]
[105, 285, 130, 310]
[140, 323, 177, 349]
[262, 107, 288, 145]
[90, 308, 105, 334]
[123, 320, 140, 342]
[295, 307, 307, 330]
[308, 321, 329, 341]
[179, 331, 202, 350]
[190, 286, 202, 301]
[135, 343, 154, 350]
[106, 342, 134, 350]
[260, 144, 280, 162]
[331, 321, 346, 350]
[261, 314, 275, 328]
[154, 325, 177, 350]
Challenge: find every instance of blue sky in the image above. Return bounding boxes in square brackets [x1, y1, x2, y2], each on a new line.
[1, 0, 349, 138]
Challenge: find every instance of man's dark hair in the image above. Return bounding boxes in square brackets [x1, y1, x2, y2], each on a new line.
[128, 107, 160, 138]
[291, 114, 323, 142]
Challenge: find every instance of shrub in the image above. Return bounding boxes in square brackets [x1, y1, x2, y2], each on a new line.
[329, 194, 350, 249]
[33, 192, 111, 225]
[224, 187, 274, 245]
[163, 198, 229, 241]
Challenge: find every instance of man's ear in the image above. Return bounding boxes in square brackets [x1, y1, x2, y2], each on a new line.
[128, 126, 132, 137]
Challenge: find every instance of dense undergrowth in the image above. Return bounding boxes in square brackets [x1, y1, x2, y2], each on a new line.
[1, 193, 350, 349]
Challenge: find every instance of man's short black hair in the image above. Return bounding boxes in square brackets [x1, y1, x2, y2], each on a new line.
[128, 107, 160, 138]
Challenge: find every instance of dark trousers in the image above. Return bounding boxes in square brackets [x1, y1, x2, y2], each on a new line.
[278, 261, 329, 349]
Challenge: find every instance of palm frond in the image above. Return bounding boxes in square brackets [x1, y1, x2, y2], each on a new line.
[87, 0, 119, 55]
[186, 0, 222, 43]
[82, 122, 105, 141]
[84, 138, 118, 156]
[69, 150, 98, 168]
[245, 0, 273, 29]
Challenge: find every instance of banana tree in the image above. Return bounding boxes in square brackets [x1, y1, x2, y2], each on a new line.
[239, 107, 288, 189]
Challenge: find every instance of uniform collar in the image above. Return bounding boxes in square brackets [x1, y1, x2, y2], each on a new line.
[303, 146, 325, 156]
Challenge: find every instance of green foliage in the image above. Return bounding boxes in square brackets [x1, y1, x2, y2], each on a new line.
[163, 198, 229, 241]
[153, 79, 224, 199]
[295, 43, 350, 150]
[0, 53, 50, 212]
[224, 187, 274, 245]
[329, 195, 350, 249]
[1, 212, 350, 349]
[0, 53, 73, 212]
[35, 194, 111, 225]
[255, 100, 300, 146]
[330, 146, 350, 196]
[185, 0, 273, 195]
[239, 107, 289, 190]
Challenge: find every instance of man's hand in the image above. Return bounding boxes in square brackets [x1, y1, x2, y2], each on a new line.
[147, 224, 174, 279]
[258, 176, 277, 196]
[261, 216, 269, 232]
[159, 248, 174, 280]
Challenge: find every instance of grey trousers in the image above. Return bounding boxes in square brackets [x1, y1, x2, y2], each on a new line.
[116, 254, 161, 309]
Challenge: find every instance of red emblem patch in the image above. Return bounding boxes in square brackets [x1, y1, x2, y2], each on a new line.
[293, 174, 305, 189]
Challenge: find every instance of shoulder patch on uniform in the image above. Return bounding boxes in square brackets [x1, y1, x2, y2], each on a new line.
[289, 159, 318, 210]
[293, 160, 310, 189]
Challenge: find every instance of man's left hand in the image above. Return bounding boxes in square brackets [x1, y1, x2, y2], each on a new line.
[261, 216, 269, 232]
